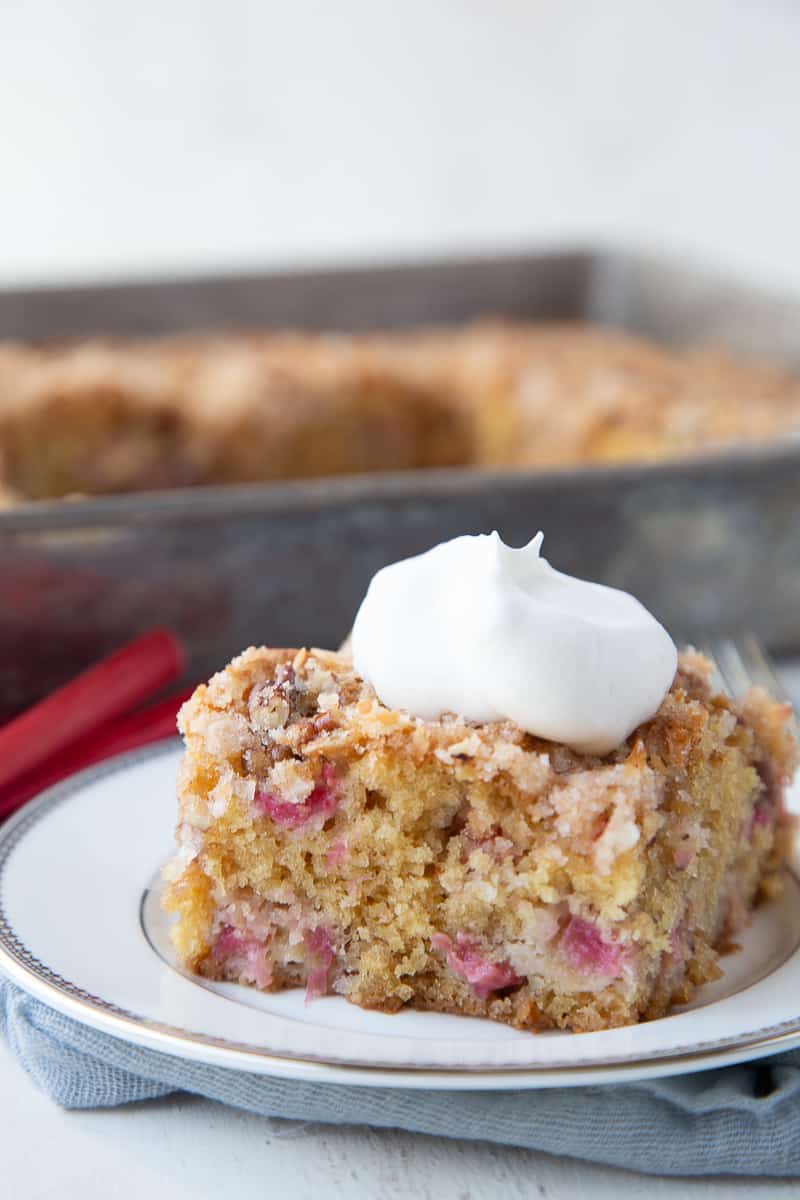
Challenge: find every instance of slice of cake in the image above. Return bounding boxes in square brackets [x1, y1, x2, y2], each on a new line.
[163, 642, 796, 1032]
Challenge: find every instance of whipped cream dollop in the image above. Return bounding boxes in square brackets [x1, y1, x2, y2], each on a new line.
[351, 532, 677, 755]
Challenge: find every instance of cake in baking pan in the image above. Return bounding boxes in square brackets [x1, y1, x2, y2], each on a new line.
[2, 322, 800, 500]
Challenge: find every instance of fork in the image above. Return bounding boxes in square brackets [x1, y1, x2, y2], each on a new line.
[707, 636, 800, 873]
[705, 633, 792, 704]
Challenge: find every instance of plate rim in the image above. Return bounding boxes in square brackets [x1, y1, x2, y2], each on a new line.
[1, 742, 800, 1090]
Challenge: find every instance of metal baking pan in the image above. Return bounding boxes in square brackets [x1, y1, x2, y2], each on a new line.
[2, 247, 800, 719]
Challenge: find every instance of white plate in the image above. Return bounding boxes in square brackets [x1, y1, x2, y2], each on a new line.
[0, 741, 799, 1090]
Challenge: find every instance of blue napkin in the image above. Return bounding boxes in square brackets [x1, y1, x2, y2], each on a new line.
[2, 977, 799, 1177]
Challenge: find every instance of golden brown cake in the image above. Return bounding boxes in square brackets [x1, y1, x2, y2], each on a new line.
[3, 321, 800, 501]
[0, 336, 467, 499]
[162, 645, 797, 1033]
[372, 321, 800, 467]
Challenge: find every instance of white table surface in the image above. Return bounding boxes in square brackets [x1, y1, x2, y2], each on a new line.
[2, 1040, 796, 1200]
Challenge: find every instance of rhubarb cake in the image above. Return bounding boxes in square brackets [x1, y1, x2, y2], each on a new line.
[370, 321, 800, 469]
[163, 645, 796, 1032]
[0, 337, 466, 500]
[4, 321, 800, 501]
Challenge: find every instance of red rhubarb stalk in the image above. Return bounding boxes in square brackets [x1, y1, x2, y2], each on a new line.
[0, 686, 192, 821]
[0, 628, 184, 793]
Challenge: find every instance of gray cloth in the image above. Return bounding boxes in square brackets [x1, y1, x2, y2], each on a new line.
[2, 978, 798, 1176]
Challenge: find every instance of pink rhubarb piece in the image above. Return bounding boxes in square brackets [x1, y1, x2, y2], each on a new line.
[304, 926, 335, 1002]
[325, 839, 348, 868]
[212, 925, 272, 989]
[432, 932, 521, 1000]
[560, 915, 624, 977]
[255, 763, 339, 830]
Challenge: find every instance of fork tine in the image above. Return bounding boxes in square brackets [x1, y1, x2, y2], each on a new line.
[697, 638, 731, 697]
[706, 637, 748, 701]
[706, 634, 790, 703]
[734, 634, 792, 702]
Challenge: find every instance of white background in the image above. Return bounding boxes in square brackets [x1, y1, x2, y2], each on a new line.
[2, 3, 799, 1195]
[1, 1, 799, 294]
